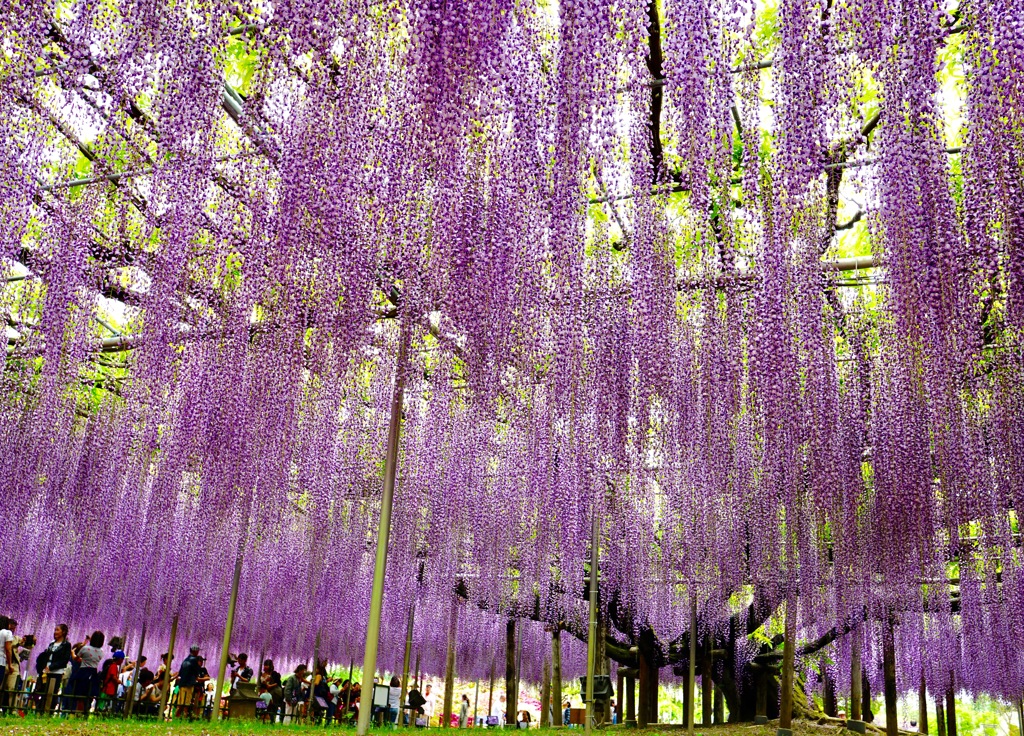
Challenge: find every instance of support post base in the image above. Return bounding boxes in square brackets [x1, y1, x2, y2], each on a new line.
[624, 720, 637, 728]
[846, 720, 866, 734]
[754, 716, 768, 725]
[776, 729, 793, 736]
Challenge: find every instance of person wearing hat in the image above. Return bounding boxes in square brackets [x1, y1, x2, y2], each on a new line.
[174, 645, 201, 720]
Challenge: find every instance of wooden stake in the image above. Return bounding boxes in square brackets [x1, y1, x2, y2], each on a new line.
[551, 628, 563, 727]
[158, 615, 178, 721]
[124, 618, 147, 717]
[778, 597, 796, 733]
[882, 613, 898, 736]
[356, 328, 410, 736]
[442, 601, 459, 728]
[687, 596, 696, 736]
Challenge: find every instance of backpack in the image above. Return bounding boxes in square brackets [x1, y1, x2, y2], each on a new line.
[408, 689, 426, 710]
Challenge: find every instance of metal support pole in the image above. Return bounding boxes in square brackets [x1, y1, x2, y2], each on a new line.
[159, 615, 179, 721]
[584, 498, 600, 736]
[214, 551, 244, 721]
[688, 596, 696, 736]
[125, 619, 147, 716]
[356, 328, 410, 736]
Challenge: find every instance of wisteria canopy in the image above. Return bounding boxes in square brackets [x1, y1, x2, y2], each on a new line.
[1, 0, 1023, 721]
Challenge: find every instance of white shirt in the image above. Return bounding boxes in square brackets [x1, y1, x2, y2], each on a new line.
[423, 691, 435, 716]
[389, 686, 401, 709]
[0, 629, 14, 668]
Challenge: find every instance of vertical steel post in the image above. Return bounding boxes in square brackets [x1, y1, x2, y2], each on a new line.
[356, 329, 410, 736]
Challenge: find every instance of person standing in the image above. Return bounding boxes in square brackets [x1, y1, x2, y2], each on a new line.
[387, 675, 402, 726]
[68, 631, 104, 714]
[230, 653, 253, 695]
[282, 663, 309, 723]
[0, 617, 15, 713]
[459, 693, 470, 728]
[174, 645, 201, 719]
[35, 624, 71, 714]
[423, 683, 436, 725]
[98, 650, 125, 712]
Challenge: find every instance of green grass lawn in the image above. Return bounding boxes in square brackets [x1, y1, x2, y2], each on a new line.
[0, 717, 862, 736]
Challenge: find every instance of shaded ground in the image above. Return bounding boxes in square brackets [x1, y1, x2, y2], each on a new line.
[0, 718, 903, 736]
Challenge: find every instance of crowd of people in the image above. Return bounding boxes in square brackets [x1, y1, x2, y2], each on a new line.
[0, 616, 551, 727]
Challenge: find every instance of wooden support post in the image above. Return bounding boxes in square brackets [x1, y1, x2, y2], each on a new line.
[214, 550, 244, 721]
[311, 630, 321, 726]
[713, 685, 724, 724]
[344, 659, 355, 722]
[487, 658, 495, 717]
[400, 602, 415, 717]
[936, 698, 946, 736]
[474, 679, 480, 727]
[688, 596, 696, 736]
[505, 619, 516, 726]
[850, 631, 863, 722]
[124, 619, 147, 716]
[551, 628, 563, 727]
[778, 597, 796, 735]
[919, 671, 929, 734]
[882, 613, 898, 736]
[159, 615, 178, 721]
[356, 328, 410, 736]
[945, 683, 957, 736]
[541, 658, 551, 727]
[625, 675, 636, 727]
[442, 601, 459, 728]
[701, 634, 712, 726]
[585, 500, 599, 736]
[616, 670, 624, 726]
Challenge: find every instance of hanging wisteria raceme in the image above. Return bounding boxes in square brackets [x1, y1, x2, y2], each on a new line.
[2, 0, 1024, 714]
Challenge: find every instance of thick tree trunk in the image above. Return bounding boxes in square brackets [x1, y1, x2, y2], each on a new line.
[505, 619, 516, 725]
[638, 647, 659, 726]
[714, 685, 724, 724]
[882, 614, 898, 736]
[551, 628, 562, 725]
[862, 672, 874, 723]
[823, 672, 837, 717]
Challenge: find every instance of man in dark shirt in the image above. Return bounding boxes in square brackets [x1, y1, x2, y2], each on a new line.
[230, 653, 253, 695]
[174, 646, 201, 719]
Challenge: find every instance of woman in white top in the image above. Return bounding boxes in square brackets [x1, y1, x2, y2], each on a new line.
[387, 675, 402, 725]
[69, 631, 105, 712]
